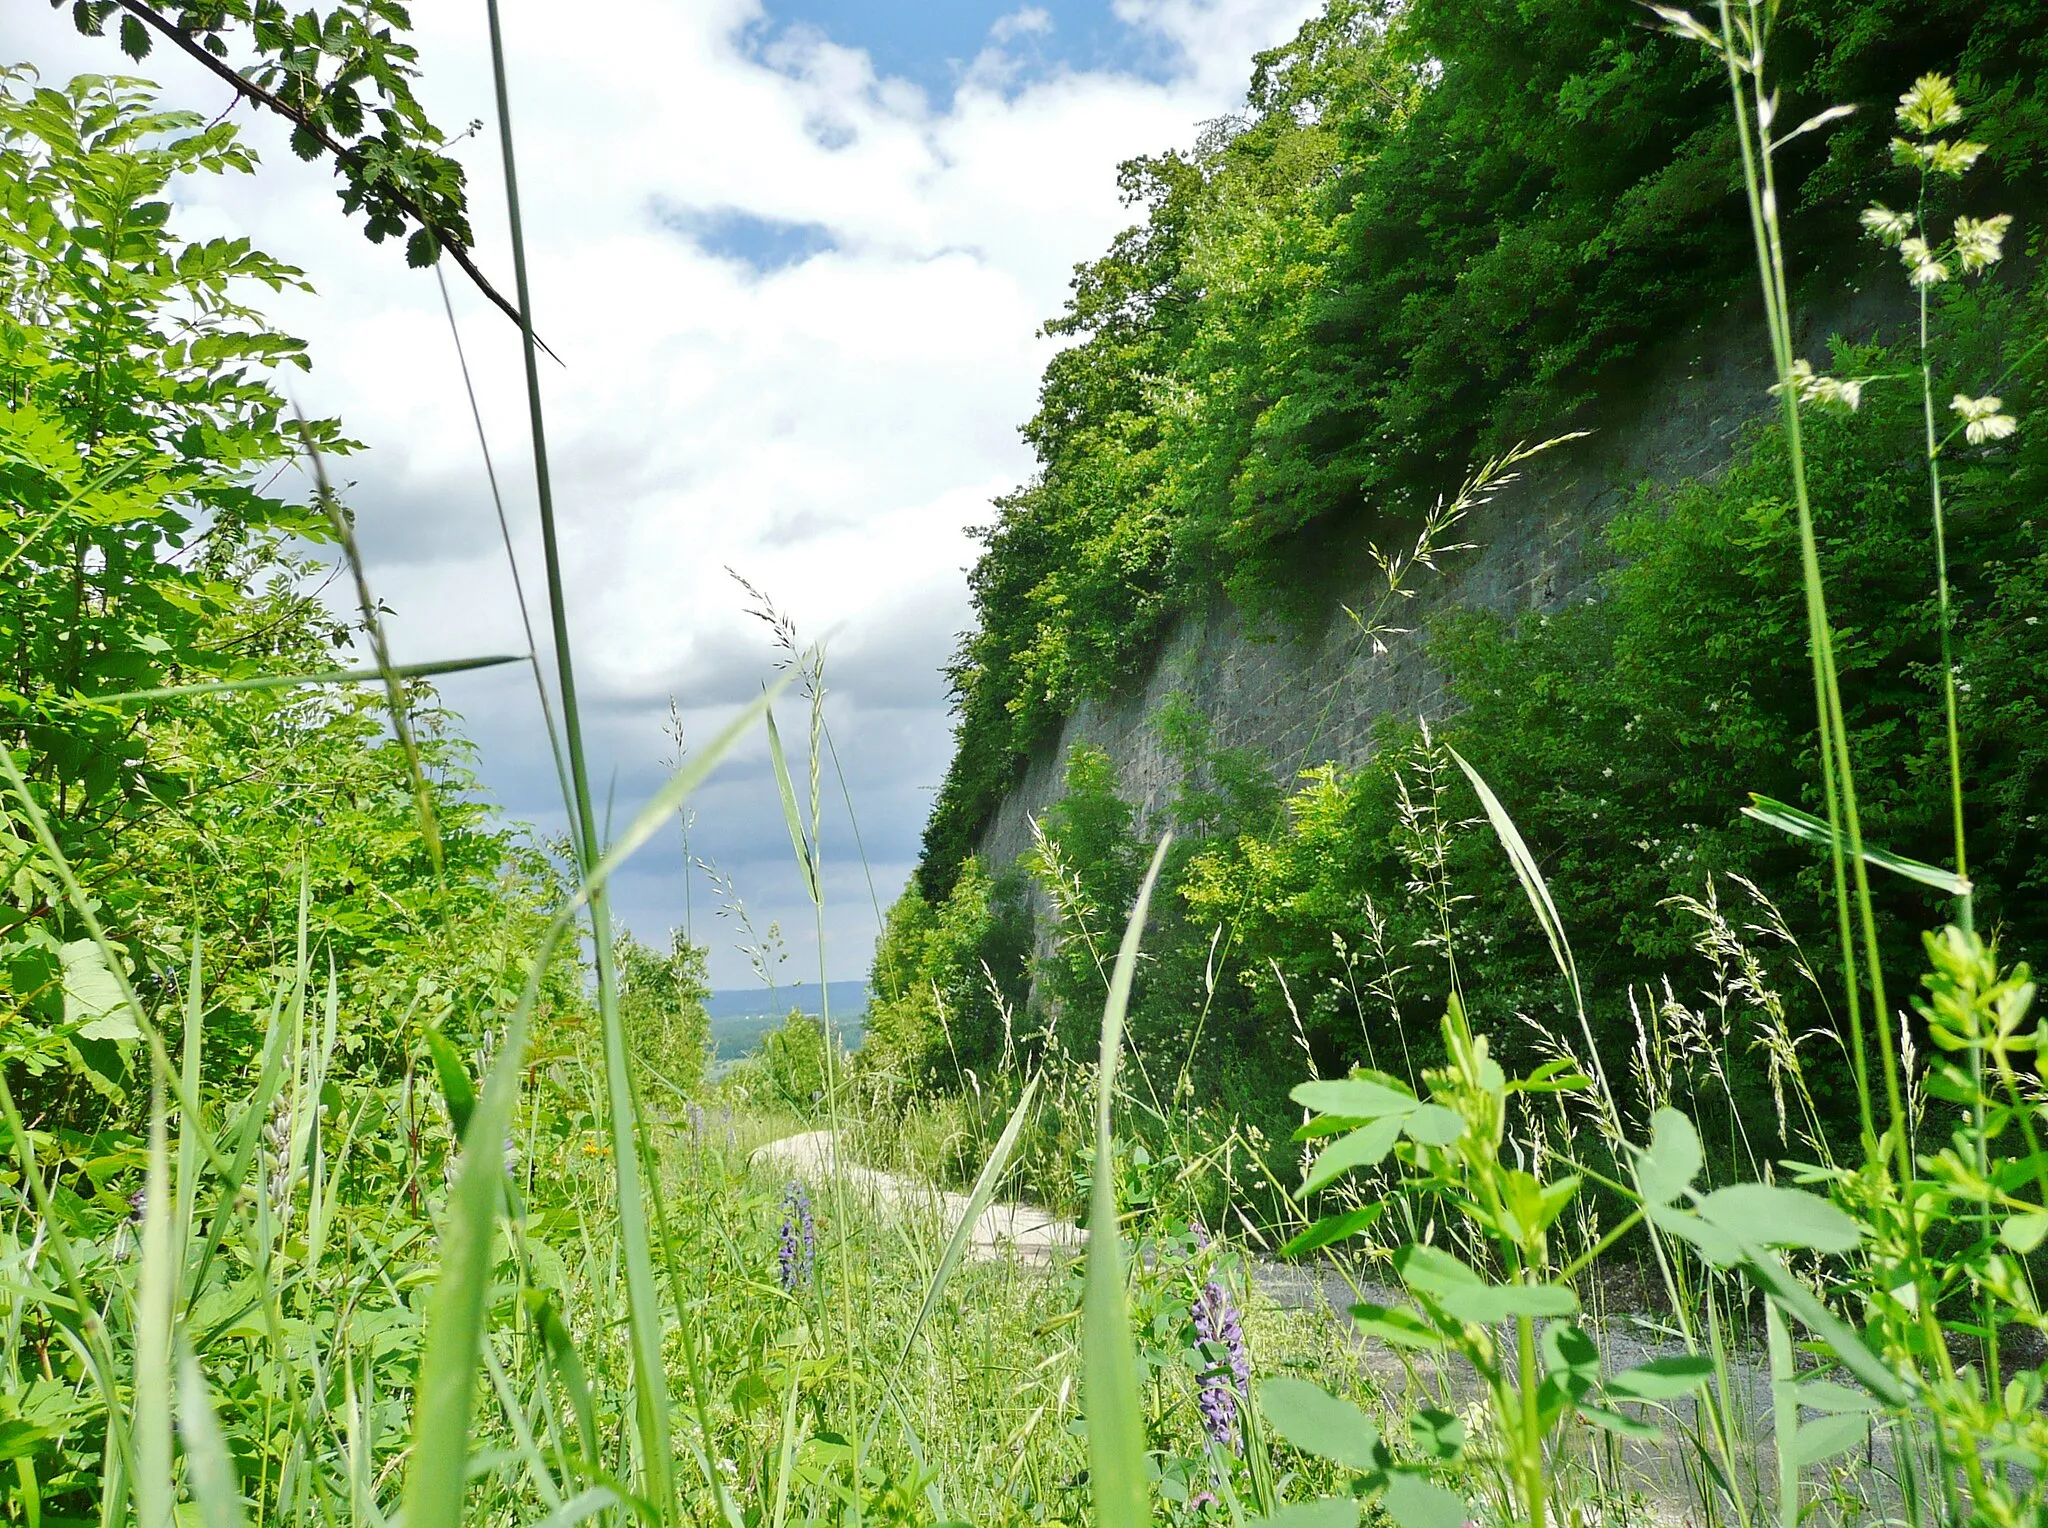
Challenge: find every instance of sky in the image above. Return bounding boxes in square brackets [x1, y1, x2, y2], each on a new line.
[4, 0, 1320, 989]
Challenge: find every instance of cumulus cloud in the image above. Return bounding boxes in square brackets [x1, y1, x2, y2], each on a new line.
[5, 0, 1319, 985]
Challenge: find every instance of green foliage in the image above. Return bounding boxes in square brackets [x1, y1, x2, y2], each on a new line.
[59, 1, 479, 273]
[859, 856, 1029, 1095]
[1012, 268, 2048, 1167]
[736, 1009, 836, 1113]
[613, 929, 713, 1098]
[921, 0, 2048, 893]
[0, 70, 557, 1117]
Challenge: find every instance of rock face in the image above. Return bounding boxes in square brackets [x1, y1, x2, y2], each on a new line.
[975, 287, 1890, 871]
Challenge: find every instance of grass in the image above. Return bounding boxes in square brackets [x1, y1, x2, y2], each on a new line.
[6, 3, 2047, 1527]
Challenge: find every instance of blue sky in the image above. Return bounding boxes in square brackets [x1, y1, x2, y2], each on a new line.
[7, 0, 1321, 987]
[756, 2, 1179, 101]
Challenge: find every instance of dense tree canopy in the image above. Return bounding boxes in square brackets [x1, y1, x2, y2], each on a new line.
[918, 0, 2048, 899]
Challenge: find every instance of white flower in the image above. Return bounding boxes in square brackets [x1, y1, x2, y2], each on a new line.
[1893, 137, 1987, 177]
[1899, 237, 1950, 286]
[1771, 358, 1863, 410]
[1954, 213, 2014, 274]
[1860, 203, 1913, 246]
[1896, 74, 1963, 134]
[1952, 394, 2018, 445]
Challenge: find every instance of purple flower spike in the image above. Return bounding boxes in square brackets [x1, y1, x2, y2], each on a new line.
[1190, 1239, 1249, 1452]
[778, 1180, 816, 1292]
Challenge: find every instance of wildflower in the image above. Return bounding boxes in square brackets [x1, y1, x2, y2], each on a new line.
[778, 1181, 816, 1292]
[1952, 395, 2018, 445]
[1859, 204, 1912, 246]
[1895, 74, 1962, 134]
[1188, 1237, 1249, 1452]
[1893, 137, 1988, 178]
[1771, 358, 1862, 410]
[111, 1187, 147, 1263]
[1954, 214, 2013, 274]
[1898, 237, 1950, 287]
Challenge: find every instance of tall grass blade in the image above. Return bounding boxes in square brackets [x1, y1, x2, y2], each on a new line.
[401, 913, 572, 1528]
[1084, 834, 1172, 1528]
[1743, 794, 1969, 896]
[530, 1487, 620, 1528]
[90, 654, 523, 705]
[298, 419, 448, 872]
[1447, 745, 1581, 1008]
[401, 690, 774, 1528]
[175, 1344, 247, 1528]
[765, 702, 820, 902]
[528, 1294, 600, 1466]
[132, 1085, 174, 1528]
[894, 1074, 1041, 1365]
[580, 685, 787, 904]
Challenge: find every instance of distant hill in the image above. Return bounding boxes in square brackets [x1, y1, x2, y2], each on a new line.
[706, 981, 868, 1061]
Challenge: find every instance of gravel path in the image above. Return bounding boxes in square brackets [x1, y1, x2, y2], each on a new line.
[749, 1129, 1085, 1261]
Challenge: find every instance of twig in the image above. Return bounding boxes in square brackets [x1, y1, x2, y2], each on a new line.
[112, 0, 558, 362]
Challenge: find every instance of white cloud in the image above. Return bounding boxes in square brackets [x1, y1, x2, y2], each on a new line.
[3, 0, 1319, 985]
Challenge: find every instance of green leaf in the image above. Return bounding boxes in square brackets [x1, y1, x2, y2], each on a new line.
[1396, 1243, 1577, 1324]
[119, 13, 152, 58]
[1645, 1201, 1743, 1267]
[1578, 1404, 1662, 1440]
[1400, 1104, 1465, 1146]
[1280, 1205, 1383, 1258]
[0, 1421, 48, 1464]
[1744, 795, 1969, 896]
[1606, 1355, 1715, 1401]
[406, 226, 442, 267]
[1406, 1407, 1465, 1462]
[1789, 1380, 1880, 1416]
[61, 939, 135, 1040]
[1541, 1321, 1600, 1382]
[1380, 1473, 1467, 1528]
[1303, 1118, 1403, 1194]
[1257, 1378, 1381, 1470]
[2000, 1211, 2048, 1254]
[423, 1027, 476, 1141]
[1633, 1108, 1702, 1205]
[1291, 1077, 1418, 1121]
[1697, 1184, 1861, 1254]
[1350, 1303, 1447, 1349]
[1082, 836, 1171, 1528]
[1789, 1412, 1869, 1467]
